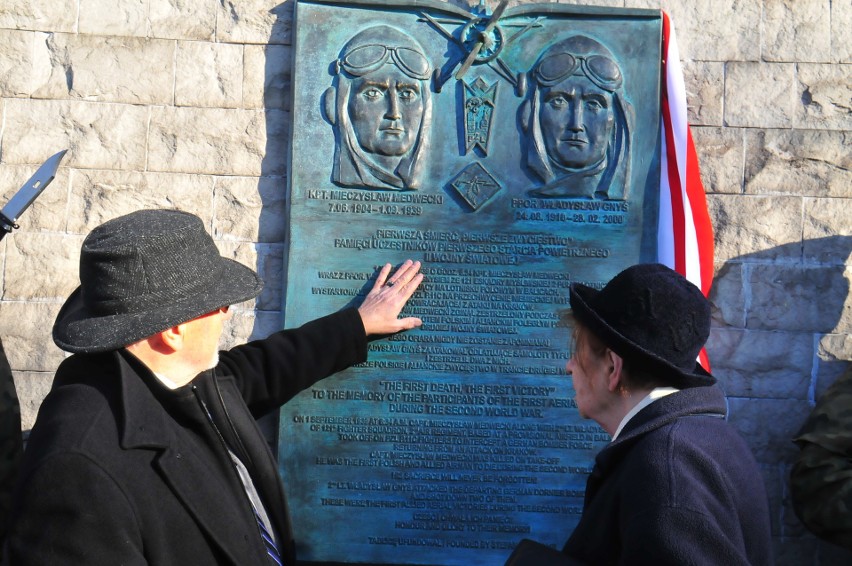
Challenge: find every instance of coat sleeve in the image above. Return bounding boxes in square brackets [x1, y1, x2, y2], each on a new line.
[790, 443, 852, 550]
[619, 507, 754, 566]
[791, 365, 852, 550]
[5, 452, 146, 566]
[0, 337, 22, 545]
[216, 308, 368, 415]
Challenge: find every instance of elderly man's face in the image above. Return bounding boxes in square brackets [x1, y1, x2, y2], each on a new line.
[348, 66, 424, 157]
[566, 328, 613, 424]
[539, 74, 615, 169]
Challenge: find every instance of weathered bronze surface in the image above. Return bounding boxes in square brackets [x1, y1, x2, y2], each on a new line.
[280, 1, 661, 563]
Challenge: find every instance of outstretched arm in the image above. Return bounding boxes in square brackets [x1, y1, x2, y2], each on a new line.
[358, 260, 423, 336]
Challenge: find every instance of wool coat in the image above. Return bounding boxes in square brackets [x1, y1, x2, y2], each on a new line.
[0, 338, 22, 548]
[5, 309, 367, 565]
[562, 385, 773, 566]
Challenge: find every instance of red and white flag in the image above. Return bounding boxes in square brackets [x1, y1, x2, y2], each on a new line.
[658, 12, 715, 370]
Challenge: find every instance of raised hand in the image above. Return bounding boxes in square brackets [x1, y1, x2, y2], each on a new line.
[357, 260, 424, 336]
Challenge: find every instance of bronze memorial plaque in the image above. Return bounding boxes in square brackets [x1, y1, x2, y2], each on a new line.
[279, 1, 662, 563]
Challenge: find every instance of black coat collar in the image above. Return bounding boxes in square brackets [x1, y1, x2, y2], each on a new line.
[59, 350, 271, 564]
[587, 385, 727, 498]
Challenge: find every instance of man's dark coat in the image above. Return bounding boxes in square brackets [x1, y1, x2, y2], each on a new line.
[563, 386, 773, 565]
[0, 338, 22, 548]
[5, 309, 366, 565]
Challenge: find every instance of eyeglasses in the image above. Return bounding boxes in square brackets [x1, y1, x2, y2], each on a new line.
[339, 44, 431, 80]
[534, 53, 622, 91]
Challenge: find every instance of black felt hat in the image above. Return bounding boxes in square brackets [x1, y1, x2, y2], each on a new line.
[569, 263, 715, 388]
[53, 209, 264, 354]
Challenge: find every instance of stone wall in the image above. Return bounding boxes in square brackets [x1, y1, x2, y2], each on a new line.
[1, 0, 849, 563]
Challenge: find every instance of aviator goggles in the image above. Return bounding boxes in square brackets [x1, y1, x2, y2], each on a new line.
[534, 53, 623, 91]
[338, 43, 431, 81]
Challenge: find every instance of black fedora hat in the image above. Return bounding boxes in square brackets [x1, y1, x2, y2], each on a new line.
[569, 263, 715, 388]
[53, 209, 264, 354]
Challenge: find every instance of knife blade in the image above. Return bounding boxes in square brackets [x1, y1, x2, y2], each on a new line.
[0, 149, 67, 235]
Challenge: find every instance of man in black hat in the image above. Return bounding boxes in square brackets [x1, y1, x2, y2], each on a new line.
[4, 209, 423, 565]
[560, 263, 772, 564]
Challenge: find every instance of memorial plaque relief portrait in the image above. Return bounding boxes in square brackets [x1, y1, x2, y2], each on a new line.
[283, 1, 662, 564]
[323, 25, 434, 190]
[521, 35, 632, 199]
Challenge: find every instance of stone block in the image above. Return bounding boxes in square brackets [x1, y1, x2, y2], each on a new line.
[0, 163, 70, 233]
[763, 0, 831, 63]
[691, 126, 743, 194]
[681, 61, 724, 126]
[255, 244, 284, 313]
[67, 169, 215, 234]
[216, 0, 291, 45]
[244, 44, 291, 110]
[725, 62, 795, 128]
[78, 0, 147, 37]
[553, 0, 623, 7]
[707, 328, 812, 399]
[147, 107, 289, 176]
[0, 302, 65, 372]
[0, 241, 5, 295]
[760, 464, 783, 536]
[149, 0, 216, 41]
[220, 309, 281, 350]
[762, 462, 810, 540]
[0, 30, 40, 97]
[2, 99, 148, 170]
[3, 233, 81, 301]
[219, 308, 257, 352]
[708, 195, 802, 262]
[727, 397, 809, 464]
[833, 0, 852, 63]
[216, 241, 283, 313]
[213, 176, 287, 243]
[710, 261, 746, 328]
[175, 41, 243, 108]
[32, 34, 175, 105]
[12, 371, 54, 431]
[835, 268, 852, 335]
[796, 63, 852, 130]
[252, 310, 284, 342]
[803, 199, 852, 264]
[0, 0, 77, 33]
[626, 0, 761, 60]
[746, 264, 851, 334]
[780, 467, 811, 539]
[744, 129, 852, 198]
[814, 335, 852, 399]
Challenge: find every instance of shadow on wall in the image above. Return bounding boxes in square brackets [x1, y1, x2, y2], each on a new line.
[254, 0, 297, 344]
[709, 235, 851, 399]
[708, 235, 851, 565]
[248, 1, 298, 453]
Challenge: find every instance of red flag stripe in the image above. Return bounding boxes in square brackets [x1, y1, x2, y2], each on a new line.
[659, 12, 715, 370]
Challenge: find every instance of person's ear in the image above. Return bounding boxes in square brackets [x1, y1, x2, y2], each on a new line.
[158, 324, 185, 352]
[605, 349, 624, 393]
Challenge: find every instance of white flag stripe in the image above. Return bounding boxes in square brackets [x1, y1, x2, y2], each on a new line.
[658, 132, 675, 268]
